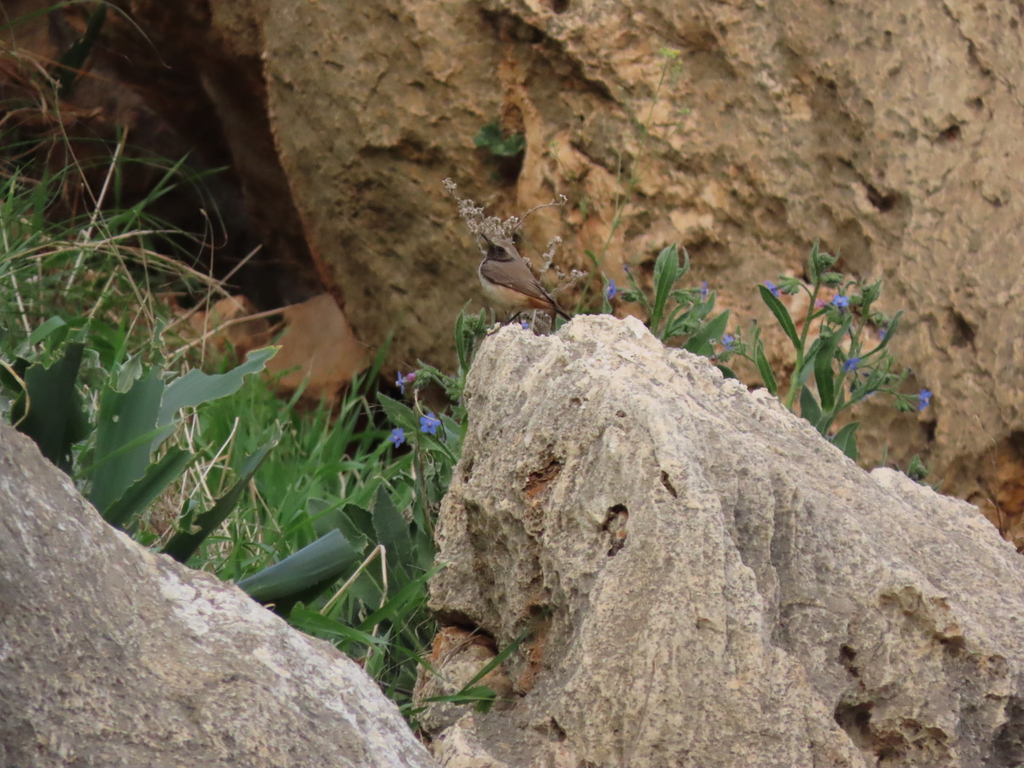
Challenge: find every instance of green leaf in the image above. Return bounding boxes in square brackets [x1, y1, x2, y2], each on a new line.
[53, 4, 106, 95]
[88, 368, 164, 513]
[755, 343, 778, 396]
[162, 436, 278, 564]
[815, 338, 837, 413]
[872, 310, 902, 354]
[288, 604, 388, 650]
[796, 337, 822, 389]
[372, 487, 413, 582]
[357, 563, 444, 632]
[237, 529, 362, 606]
[454, 307, 470, 372]
[27, 316, 67, 347]
[158, 347, 277, 431]
[814, 319, 850, 414]
[717, 364, 738, 380]
[15, 343, 87, 473]
[473, 123, 526, 157]
[799, 386, 822, 427]
[758, 285, 800, 349]
[464, 627, 531, 690]
[831, 422, 860, 460]
[682, 309, 730, 356]
[103, 448, 194, 530]
[650, 244, 681, 334]
[377, 393, 418, 432]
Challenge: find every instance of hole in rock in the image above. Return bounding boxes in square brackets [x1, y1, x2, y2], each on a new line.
[949, 310, 976, 347]
[661, 471, 679, 498]
[936, 124, 961, 143]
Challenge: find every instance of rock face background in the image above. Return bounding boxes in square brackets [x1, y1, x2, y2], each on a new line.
[16, 3, 1024, 527]
[426, 315, 1024, 768]
[0, 424, 438, 768]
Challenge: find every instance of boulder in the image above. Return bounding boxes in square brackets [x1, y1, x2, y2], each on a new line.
[0, 424, 438, 768]
[426, 315, 1024, 768]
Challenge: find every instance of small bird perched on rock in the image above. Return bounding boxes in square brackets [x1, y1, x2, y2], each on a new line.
[477, 233, 571, 322]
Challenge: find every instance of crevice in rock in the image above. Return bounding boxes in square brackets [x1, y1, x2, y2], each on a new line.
[949, 309, 977, 348]
[660, 471, 678, 499]
[988, 696, 1024, 768]
[839, 644, 860, 678]
[602, 504, 629, 556]
[525, 456, 564, 498]
[935, 124, 962, 143]
[834, 699, 874, 750]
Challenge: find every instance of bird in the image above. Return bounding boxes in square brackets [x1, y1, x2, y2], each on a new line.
[477, 233, 571, 322]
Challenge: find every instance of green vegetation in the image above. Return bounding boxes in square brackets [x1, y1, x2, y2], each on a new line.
[474, 122, 526, 158]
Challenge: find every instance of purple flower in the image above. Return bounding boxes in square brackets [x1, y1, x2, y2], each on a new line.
[388, 427, 406, 447]
[721, 334, 735, 351]
[831, 295, 850, 310]
[419, 412, 441, 435]
[765, 281, 781, 298]
[917, 388, 932, 411]
[405, 372, 416, 385]
[606, 279, 618, 300]
[878, 326, 888, 340]
[623, 264, 631, 275]
[701, 281, 709, 301]
[843, 357, 861, 373]
[815, 299, 827, 309]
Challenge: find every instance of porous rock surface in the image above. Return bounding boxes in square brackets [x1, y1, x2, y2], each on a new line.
[427, 314, 1024, 768]
[0, 424, 438, 768]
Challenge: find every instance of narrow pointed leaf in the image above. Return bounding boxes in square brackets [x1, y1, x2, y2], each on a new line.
[758, 285, 800, 349]
[650, 244, 680, 332]
[15, 342, 87, 473]
[237, 529, 361, 604]
[799, 386, 822, 426]
[103, 448, 194, 530]
[753, 343, 778, 396]
[831, 422, 860, 460]
[162, 436, 278, 564]
[682, 309, 730, 356]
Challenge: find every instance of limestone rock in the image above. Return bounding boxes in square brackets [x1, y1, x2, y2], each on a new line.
[0, 424, 438, 768]
[427, 315, 1024, 768]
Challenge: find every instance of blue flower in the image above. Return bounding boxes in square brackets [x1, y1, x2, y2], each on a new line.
[388, 427, 406, 447]
[520, 319, 530, 329]
[395, 372, 406, 395]
[419, 412, 441, 435]
[917, 388, 932, 411]
[701, 281, 709, 301]
[606, 279, 618, 300]
[721, 334, 735, 351]
[843, 357, 861, 373]
[765, 281, 781, 298]
[831, 295, 850, 310]
[878, 326, 888, 340]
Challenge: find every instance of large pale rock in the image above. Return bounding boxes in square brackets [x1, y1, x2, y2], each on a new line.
[427, 315, 1024, 768]
[0, 424, 438, 768]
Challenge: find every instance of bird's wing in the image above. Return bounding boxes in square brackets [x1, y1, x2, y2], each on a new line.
[479, 256, 556, 304]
